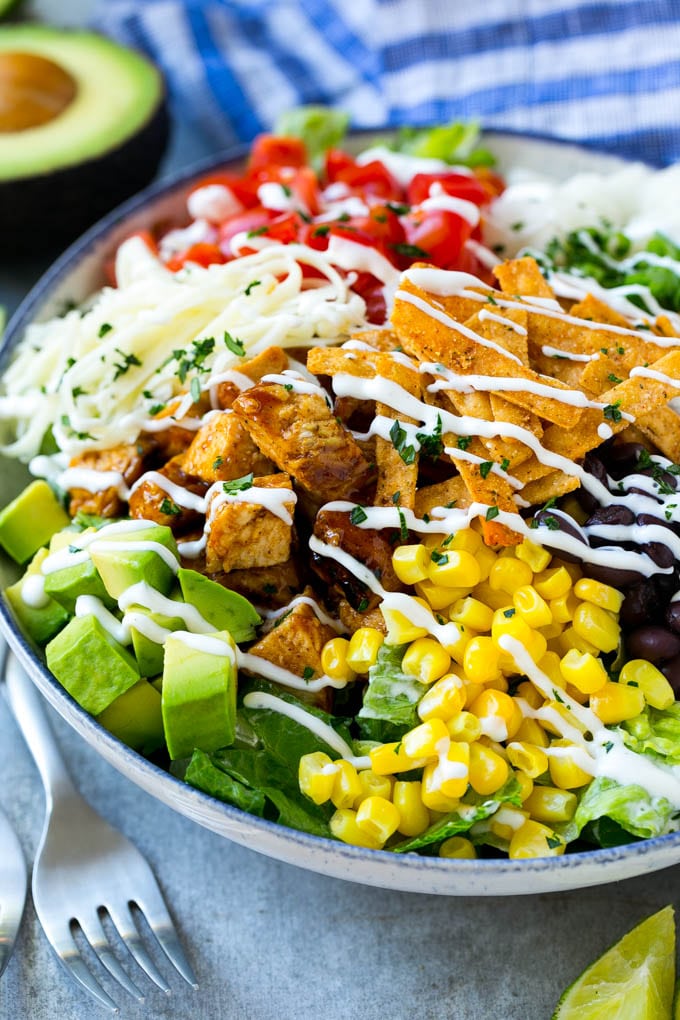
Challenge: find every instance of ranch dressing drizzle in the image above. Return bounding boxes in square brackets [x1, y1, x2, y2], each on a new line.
[237, 652, 346, 693]
[541, 345, 600, 363]
[171, 630, 236, 660]
[55, 467, 131, 499]
[118, 581, 215, 632]
[261, 595, 346, 633]
[260, 370, 331, 401]
[75, 594, 130, 645]
[90, 540, 180, 574]
[21, 574, 49, 608]
[207, 483, 296, 526]
[128, 471, 206, 511]
[243, 690, 368, 766]
[477, 307, 528, 334]
[39, 519, 156, 575]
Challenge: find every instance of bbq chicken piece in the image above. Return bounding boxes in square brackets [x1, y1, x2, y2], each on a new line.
[182, 410, 274, 483]
[205, 473, 296, 573]
[67, 437, 156, 518]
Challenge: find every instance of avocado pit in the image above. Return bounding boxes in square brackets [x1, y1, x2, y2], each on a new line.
[0, 51, 77, 132]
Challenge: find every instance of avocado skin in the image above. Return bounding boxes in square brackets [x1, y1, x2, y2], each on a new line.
[1, 99, 169, 255]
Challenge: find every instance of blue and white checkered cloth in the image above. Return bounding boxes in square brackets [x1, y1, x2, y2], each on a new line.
[96, 0, 680, 166]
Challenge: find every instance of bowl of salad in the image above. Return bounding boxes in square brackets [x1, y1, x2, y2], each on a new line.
[3, 110, 680, 896]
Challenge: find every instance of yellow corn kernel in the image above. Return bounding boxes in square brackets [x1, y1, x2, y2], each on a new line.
[469, 688, 523, 741]
[402, 637, 451, 685]
[590, 681, 646, 724]
[298, 751, 338, 805]
[491, 610, 547, 664]
[414, 579, 462, 611]
[355, 795, 401, 845]
[489, 805, 529, 842]
[566, 683, 589, 705]
[559, 648, 608, 694]
[392, 781, 431, 836]
[552, 558, 583, 583]
[533, 566, 572, 601]
[463, 635, 501, 685]
[462, 679, 485, 709]
[571, 602, 620, 654]
[417, 672, 466, 722]
[439, 836, 477, 859]
[442, 622, 475, 666]
[556, 625, 600, 657]
[331, 759, 363, 809]
[449, 529, 482, 555]
[421, 769, 463, 812]
[523, 785, 577, 823]
[423, 741, 470, 801]
[427, 549, 481, 590]
[472, 580, 512, 611]
[573, 577, 624, 614]
[539, 621, 564, 641]
[620, 658, 675, 710]
[346, 627, 384, 673]
[514, 717, 550, 748]
[475, 544, 498, 583]
[449, 596, 494, 632]
[516, 537, 552, 573]
[515, 680, 544, 710]
[382, 606, 429, 645]
[550, 591, 580, 624]
[506, 740, 549, 779]
[548, 740, 593, 790]
[402, 718, 449, 759]
[514, 769, 534, 802]
[484, 674, 510, 694]
[468, 740, 509, 794]
[513, 584, 553, 628]
[370, 741, 422, 776]
[321, 637, 357, 683]
[536, 651, 566, 689]
[447, 710, 482, 742]
[353, 769, 393, 807]
[391, 543, 430, 585]
[488, 556, 533, 595]
[509, 819, 565, 858]
[330, 808, 381, 849]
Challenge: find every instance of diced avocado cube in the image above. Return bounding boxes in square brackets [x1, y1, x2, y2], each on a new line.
[5, 548, 69, 645]
[89, 524, 178, 599]
[162, 630, 237, 760]
[46, 614, 140, 715]
[0, 481, 70, 563]
[178, 568, 261, 643]
[43, 558, 116, 615]
[97, 679, 165, 755]
[128, 607, 186, 677]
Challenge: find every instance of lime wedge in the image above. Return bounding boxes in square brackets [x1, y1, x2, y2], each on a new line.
[553, 906, 676, 1020]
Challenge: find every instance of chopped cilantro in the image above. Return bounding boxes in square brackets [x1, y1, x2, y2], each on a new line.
[174, 337, 216, 382]
[98, 322, 113, 338]
[190, 376, 202, 403]
[386, 202, 410, 216]
[389, 419, 416, 465]
[500, 457, 510, 472]
[224, 331, 246, 357]
[398, 508, 409, 542]
[485, 505, 499, 521]
[416, 414, 443, 460]
[160, 498, 181, 516]
[603, 740, 614, 753]
[112, 348, 142, 381]
[503, 608, 515, 618]
[391, 491, 401, 505]
[247, 226, 268, 238]
[222, 473, 254, 494]
[607, 373, 623, 385]
[603, 401, 623, 422]
[71, 386, 87, 399]
[511, 221, 525, 232]
[391, 242, 429, 259]
[456, 436, 471, 450]
[312, 225, 330, 237]
[430, 549, 447, 565]
[244, 280, 261, 295]
[479, 461, 493, 479]
[486, 293, 498, 305]
[302, 666, 315, 681]
[357, 597, 369, 612]
[349, 506, 368, 525]
[546, 835, 562, 849]
[213, 456, 223, 470]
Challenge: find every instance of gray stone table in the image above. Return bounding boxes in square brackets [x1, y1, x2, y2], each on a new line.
[2, 2, 680, 1016]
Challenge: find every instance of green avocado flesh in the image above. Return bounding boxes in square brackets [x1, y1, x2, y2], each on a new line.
[43, 557, 115, 615]
[130, 607, 186, 677]
[0, 480, 69, 563]
[46, 614, 140, 715]
[5, 548, 68, 645]
[178, 568, 261, 643]
[89, 524, 178, 599]
[97, 679, 164, 755]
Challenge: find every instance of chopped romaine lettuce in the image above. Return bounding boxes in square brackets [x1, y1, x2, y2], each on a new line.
[560, 776, 679, 844]
[357, 642, 422, 742]
[622, 704, 680, 766]
[185, 749, 267, 816]
[391, 120, 495, 167]
[274, 105, 349, 164]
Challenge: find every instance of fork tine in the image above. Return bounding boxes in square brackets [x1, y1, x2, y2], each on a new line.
[132, 895, 198, 989]
[76, 914, 145, 1003]
[57, 940, 119, 1014]
[105, 904, 171, 995]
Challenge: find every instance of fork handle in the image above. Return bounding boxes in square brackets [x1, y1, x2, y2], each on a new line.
[5, 652, 78, 810]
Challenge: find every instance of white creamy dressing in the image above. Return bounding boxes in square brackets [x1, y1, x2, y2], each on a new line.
[419, 183, 480, 227]
[262, 595, 346, 633]
[170, 631, 235, 658]
[257, 181, 308, 215]
[354, 146, 472, 187]
[21, 573, 49, 608]
[187, 184, 243, 224]
[477, 308, 527, 335]
[541, 345, 600, 363]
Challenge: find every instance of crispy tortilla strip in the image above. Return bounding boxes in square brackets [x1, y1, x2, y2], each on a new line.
[487, 393, 542, 469]
[578, 355, 627, 397]
[475, 305, 530, 364]
[399, 261, 496, 323]
[393, 278, 585, 428]
[493, 256, 555, 299]
[441, 427, 521, 546]
[654, 315, 680, 338]
[215, 345, 289, 408]
[635, 406, 680, 462]
[528, 311, 670, 378]
[522, 471, 580, 506]
[414, 477, 470, 516]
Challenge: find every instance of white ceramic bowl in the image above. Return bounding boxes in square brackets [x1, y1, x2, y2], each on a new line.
[3, 131, 679, 895]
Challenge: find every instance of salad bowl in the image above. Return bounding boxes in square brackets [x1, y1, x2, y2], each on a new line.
[3, 129, 680, 896]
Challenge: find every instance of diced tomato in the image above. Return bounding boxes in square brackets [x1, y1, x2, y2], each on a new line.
[400, 208, 472, 268]
[261, 212, 307, 245]
[218, 208, 274, 248]
[188, 171, 260, 209]
[165, 242, 226, 272]
[350, 271, 387, 324]
[249, 135, 308, 170]
[289, 166, 321, 217]
[407, 172, 490, 207]
[324, 147, 356, 183]
[334, 159, 404, 201]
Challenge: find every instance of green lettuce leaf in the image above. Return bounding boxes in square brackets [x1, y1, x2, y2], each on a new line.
[185, 749, 266, 815]
[391, 120, 495, 167]
[275, 105, 349, 164]
[561, 776, 678, 844]
[357, 642, 422, 741]
[622, 704, 680, 766]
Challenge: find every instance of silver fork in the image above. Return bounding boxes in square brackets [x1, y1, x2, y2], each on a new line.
[3, 649, 198, 1012]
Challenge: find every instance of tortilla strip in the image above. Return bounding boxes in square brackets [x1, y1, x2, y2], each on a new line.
[493, 256, 555, 299]
[522, 471, 580, 506]
[414, 477, 470, 517]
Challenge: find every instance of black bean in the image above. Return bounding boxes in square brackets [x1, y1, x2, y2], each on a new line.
[622, 582, 664, 628]
[661, 654, 680, 696]
[665, 602, 680, 635]
[585, 505, 636, 529]
[641, 541, 675, 570]
[585, 562, 644, 588]
[626, 625, 680, 664]
[605, 442, 647, 478]
[531, 510, 586, 564]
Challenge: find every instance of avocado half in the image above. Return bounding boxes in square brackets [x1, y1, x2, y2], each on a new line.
[0, 25, 169, 253]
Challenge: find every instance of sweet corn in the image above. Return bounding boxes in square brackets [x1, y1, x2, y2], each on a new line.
[298, 751, 338, 805]
[513, 585, 553, 628]
[402, 718, 449, 759]
[509, 819, 565, 859]
[331, 759, 363, 808]
[550, 591, 580, 624]
[590, 681, 645, 724]
[472, 580, 512, 611]
[355, 796, 401, 845]
[449, 596, 494, 632]
[402, 637, 451, 685]
[514, 717, 550, 748]
[488, 557, 533, 595]
[573, 577, 624, 614]
[468, 741, 509, 794]
[463, 635, 501, 685]
[321, 637, 357, 683]
[461, 679, 485, 709]
[514, 770, 534, 802]
[619, 658, 675, 710]
[515, 537, 552, 572]
[447, 711, 483, 742]
[506, 741, 549, 779]
[346, 627, 384, 673]
[489, 805, 529, 842]
[428, 549, 481, 590]
[414, 579, 464, 611]
[421, 768, 464, 812]
[515, 680, 544, 710]
[533, 566, 572, 601]
[417, 672, 466, 721]
[538, 621, 563, 641]
[439, 836, 477, 859]
[571, 602, 620, 654]
[491, 610, 547, 664]
[393, 781, 431, 836]
[442, 623, 475, 666]
[449, 529, 482, 555]
[553, 558, 582, 583]
[330, 808, 381, 849]
[370, 741, 422, 776]
[523, 785, 577, 823]
[536, 651, 565, 689]
[475, 545, 498, 583]
[559, 648, 608, 694]
[382, 607, 429, 645]
[566, 683, 589, 705]
[391, 543, 430, 585]
[556, 625, 600, 657]
[353, 769, 393, 807]
[484, 674, 510, 694]
[469, 689, 523, 741]
[548, 740, 593, 790]
[423, 741, 470, 801]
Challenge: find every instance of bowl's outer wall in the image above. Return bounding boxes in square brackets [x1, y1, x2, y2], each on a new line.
[4, 131, 678, 896]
